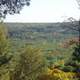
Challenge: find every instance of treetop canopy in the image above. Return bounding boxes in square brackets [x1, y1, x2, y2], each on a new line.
[0, 0, 30, 19]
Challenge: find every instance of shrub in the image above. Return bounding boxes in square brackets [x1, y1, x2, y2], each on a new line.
[11, 46, 47, 80]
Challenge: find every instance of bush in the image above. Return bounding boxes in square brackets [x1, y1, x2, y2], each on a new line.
[11, 46, 47, 80]
[38, 68, 78, 80]
[62, 66, 75, 72]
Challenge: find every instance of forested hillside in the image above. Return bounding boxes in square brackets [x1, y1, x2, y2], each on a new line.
[0, 22, 80, 80]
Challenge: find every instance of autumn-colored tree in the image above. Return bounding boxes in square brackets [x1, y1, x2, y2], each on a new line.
[0, 23, 12, 66]
[11, 46, 47, 80]
[0, 23, 8, 55]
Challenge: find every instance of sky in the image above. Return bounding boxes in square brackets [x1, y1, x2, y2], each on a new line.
[4, 0, 80, 23]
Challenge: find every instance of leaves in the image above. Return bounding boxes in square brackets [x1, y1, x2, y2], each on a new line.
[0, 0, 30, 19]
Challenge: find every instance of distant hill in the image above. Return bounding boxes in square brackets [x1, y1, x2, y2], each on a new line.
[4, 22, 79, 42]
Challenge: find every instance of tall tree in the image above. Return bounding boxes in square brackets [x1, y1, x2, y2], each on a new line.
[0, 23, 8, 56]
[76, 0, 80, 42]
[63, 0, 80, 72]
[0, 23, 12, 66]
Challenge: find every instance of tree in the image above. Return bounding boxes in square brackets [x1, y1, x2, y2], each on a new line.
[11, 46, 47, 80]
[0, 23, 8, 55]
[0, 0, 30, 19]
[70, 0, 80, 65]
[0, 23, 12, 66]
[62, 0, 80, 72]
[76, 0, 80, 42]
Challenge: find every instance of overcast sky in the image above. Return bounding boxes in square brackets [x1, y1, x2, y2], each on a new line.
[4, 0, 80, 23]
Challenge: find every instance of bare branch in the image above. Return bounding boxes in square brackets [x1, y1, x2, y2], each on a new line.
[62, 17, 79, 32]
[76, 0, 80, 7]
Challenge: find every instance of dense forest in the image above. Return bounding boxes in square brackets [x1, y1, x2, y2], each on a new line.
[0, 22, 80, 80]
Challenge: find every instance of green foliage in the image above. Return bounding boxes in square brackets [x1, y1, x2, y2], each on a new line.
[0, 23, 8, 55]
[72, 44, 80, 62]
[0, 23, 79, 80]
[0, 23, 12, 80]
[62, 65, 75, 72]
[0, 23, 12, 66]
[64, 43, 80, 73]
[11, 46, 47, 80]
